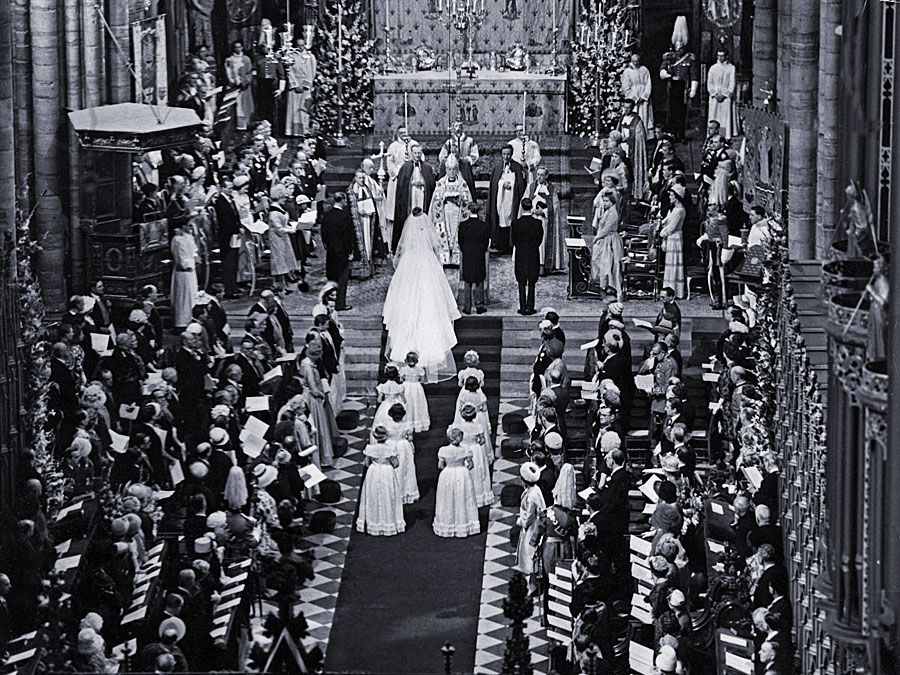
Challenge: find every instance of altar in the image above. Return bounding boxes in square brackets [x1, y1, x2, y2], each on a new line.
[373, 71, 567, 136]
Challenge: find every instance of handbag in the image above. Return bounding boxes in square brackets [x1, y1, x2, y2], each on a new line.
[357, 197, 376, 216]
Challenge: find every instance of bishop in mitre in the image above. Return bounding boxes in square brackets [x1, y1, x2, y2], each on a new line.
[438, 121, 479, 199]
[508, 126, 541, 186]
[621, 52, 655, 139]
[430, 154, 473, 267]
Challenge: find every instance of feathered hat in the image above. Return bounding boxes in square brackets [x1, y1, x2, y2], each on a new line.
[672, 16, 689, 46]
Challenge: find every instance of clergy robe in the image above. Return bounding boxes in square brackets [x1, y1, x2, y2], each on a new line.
[348, 179, 376, 278]
[430, 174, 472, 266]
[392, 159, 436, 252]
[620, 65, 655, 137]
[508, 138, 541, 185]
[616, 113, 649, 199]
[285, 52, 316, 136]
[487, 159, 526, 253]
[527, 179, 564, 272]
[384, 138, 413, 225]
[224, 53, 254, 131]
[707, 61, 736, 138]
[438, 135, 479, 198]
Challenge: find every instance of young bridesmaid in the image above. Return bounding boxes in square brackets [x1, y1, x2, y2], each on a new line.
[455, 375, 494, 460]
[373, 363, 406, 429]
[357, 425, 406, 536]
[385, 402, 419, 504]
[399, 351, 430, 432]
[433, 427, 481, 538]
[456, 350, 484, 410]
[458, 402, 494, 507]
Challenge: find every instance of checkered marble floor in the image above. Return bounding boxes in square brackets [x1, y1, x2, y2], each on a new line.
[251, 397, 371, 654]
[474, 397, 551, 675]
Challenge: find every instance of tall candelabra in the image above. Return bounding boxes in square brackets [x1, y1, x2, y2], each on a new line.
[440, 0, 486, 76]
[543, 0, 564, 75]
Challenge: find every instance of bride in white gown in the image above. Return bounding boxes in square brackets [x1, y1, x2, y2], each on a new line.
[383, 207, 460, 382]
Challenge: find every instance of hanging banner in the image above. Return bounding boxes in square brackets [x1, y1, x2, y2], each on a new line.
[131, 16, 169, 105]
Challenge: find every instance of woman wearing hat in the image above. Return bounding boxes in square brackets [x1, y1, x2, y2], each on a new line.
[252, 463, 282, 559]
[659, 183, 686, 298]
[433, 427, 480, 538]
[357, 426, 406, 536]
[517, 461, 547, 594]
[457, 402, 493, 507]
[299, 338, 336, 467]
[589, 188, 624, 300]
[267, 182, 300, 294]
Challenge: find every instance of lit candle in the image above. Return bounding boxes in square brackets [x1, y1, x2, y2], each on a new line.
[438, 0, 442, 10]
[404, 92, 409, 129]
[551, 0, 556, 29]
[481, 0, 484, 11]
[522, 91, 526, 130]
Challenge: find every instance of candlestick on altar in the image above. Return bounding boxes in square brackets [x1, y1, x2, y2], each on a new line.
[404, 92, 409, 129]
[551, 0, 556, 29]
[521, 91, 526, 131]
[333, 0, 347, 146]
[385, 0, 390, 30]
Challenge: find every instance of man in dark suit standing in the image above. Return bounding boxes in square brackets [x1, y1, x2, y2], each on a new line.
[511, 197, 543, 315]
[320, 193, 359, 311]
[392, 143, 436, 252]
[457, 202, 491, 314]
[596, 329, 635, 429]
[487, 146, 526, 254]
[212, 175, 243, 298]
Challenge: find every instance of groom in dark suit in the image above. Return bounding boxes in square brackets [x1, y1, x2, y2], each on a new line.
[511, 197, 543, 315]
[320, 193, 359, 311]
[392, 143, 436, 253]
[458, 202, 491, 314]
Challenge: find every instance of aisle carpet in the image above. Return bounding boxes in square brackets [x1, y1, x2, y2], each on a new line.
[324, 317, 502, 673]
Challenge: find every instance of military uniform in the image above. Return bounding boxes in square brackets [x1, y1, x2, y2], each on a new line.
[660, 48, 698, 142]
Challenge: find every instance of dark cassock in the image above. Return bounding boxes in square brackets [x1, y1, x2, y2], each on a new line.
[488, 152, 526, 254]
[392, 152, 436, 252]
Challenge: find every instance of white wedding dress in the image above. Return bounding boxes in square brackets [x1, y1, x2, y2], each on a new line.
[383, 212, 460, 382]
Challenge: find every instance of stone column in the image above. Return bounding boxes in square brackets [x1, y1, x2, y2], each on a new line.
[30, 0, 65, 308]
[775, 0, 791, 109]
[815, 0, 842, 258]
[65, 0, 84, 291]
[0, 1, 14, 237]
[12, 0, 32, 210]
[786, 0, 819, 260]
[751, 0, 776, 106]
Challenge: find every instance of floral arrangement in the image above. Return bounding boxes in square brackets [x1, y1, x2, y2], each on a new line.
[313, 0, 376, 134]
[569, 0, 628, 136]
[8, 203, 65, 513]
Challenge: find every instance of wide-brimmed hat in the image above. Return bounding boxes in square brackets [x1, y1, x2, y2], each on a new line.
[520, 461, 544, 484]
[371, 425, 388, 441]
[460, 402, 478, 418]
[159, 616, 186, 642]
[232, 174, 250, 188]
[253, 463, 278, 488]
[660, 453, 685, 473]
[209, 427, 230, 447]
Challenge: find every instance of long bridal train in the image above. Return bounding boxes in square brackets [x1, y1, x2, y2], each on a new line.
[382, 209, 461, 382]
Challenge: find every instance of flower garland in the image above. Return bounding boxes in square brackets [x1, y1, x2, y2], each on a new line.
[12, 204, 65, 514]
[313, 0, 376, 134]
[569, 1, 628, 136]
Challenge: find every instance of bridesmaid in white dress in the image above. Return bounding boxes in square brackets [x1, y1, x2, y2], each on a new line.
[357, 426, 406, 536]
[457, 403, 493, 507]
[373, 364, 406, 430]
[455, 376, 494, 460]
[456, 350, 484, 411]
[399, 351, 430, 432]
[433, 427, 481, 538]
[385, 403, 419, 504]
